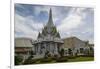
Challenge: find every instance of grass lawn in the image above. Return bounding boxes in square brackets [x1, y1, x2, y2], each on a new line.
[34, 57, 94, 64]
[68, 57, 94, 62]
[20, 56, 94, 65]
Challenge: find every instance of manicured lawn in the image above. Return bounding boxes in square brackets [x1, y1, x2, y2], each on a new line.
[18, 56, 94, 65]
[29, 57, 93, 64]
[68, 57, 94, 62]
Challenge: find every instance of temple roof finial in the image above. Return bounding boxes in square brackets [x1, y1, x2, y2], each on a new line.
[47, 8, 54, 27]
[49, 8, 52, 20]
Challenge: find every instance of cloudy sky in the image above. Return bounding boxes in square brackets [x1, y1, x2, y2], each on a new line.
[15, 4, 94, 43]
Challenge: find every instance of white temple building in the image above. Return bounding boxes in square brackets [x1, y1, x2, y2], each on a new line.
[32, 9, 64, 56]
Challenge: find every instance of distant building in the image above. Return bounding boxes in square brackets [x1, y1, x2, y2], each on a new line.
[15, 38, 33, 59]
[62, 37, 94, 56]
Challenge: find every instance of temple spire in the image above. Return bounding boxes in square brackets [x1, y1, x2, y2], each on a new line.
[47, 8, 54, 27]
[49, 8, 52, 22]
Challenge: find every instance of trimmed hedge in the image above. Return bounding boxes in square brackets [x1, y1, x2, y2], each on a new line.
[23, 59, 37, 64]
[15, 56, 23, 65]
[56, 57, 68, 62]
[67, 56, 76, 59]
[40, 58, 53, 63]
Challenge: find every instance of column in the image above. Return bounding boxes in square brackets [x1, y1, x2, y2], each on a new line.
[48, 43, 50, 52]
[56, 43, 58, 54]
[47, 43, 49, 51]
[38, 43, 41, 55]
[52, 43, 54, 53]
[36, 45, 38, 55]
[35, 45, 37, 55]
[51, 43, 54, 54]
[50, 42, 52, 54]
[34, 45, 36, 54]
[49, 42, 52, 54]
[55, 43, 58, 54]
[36, 44, 38, 55]
[44, 43, 46, 55]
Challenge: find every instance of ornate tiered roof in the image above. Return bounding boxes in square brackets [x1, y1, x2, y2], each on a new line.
[37, 8, 62, 42]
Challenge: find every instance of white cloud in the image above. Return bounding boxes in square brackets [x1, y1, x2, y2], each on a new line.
[57, 8, 87, 38]
[58, 13, 82, 30]
[32, 6, 50, 16]
[25, 16, 43, 30]
[15, 5, 94, 43]
[58, 8, 85, 31]
[15, 14, 43, 40]
[15, 6, 51, 40]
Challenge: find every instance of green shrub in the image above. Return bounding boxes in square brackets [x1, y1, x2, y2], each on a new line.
[59, 48, 64, 57]
[15, 55, 23, 65]
[48, 53, 52, 57]
[67, 56, 76, 59]
[23, 55, 35, 64]
[51, 54, 59, 60]
[54, 54, 58, 58]
[23, 59, 37, 64]
[56, 57, 68, 62]
[40, 58, 53, 63]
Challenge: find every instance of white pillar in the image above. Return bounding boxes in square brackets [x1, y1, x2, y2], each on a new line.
[48, 43, 49, 52]
[38, 44, 41, 54]
[37, 45, 38, 55]
[55, 43, 58, 54]
[42, 43, 46, 55]
[52, 43, 54, 54]
[49, 43, 52, 54]
[44, 43, 46, 53]
[47, 43, 49, 51]
[36, 45, 37, 55]
[50, 43, 53, 54]
[34, 45, 36, 54]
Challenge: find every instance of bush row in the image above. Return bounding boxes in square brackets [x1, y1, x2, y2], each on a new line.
[23, 57, 68, 64]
